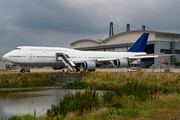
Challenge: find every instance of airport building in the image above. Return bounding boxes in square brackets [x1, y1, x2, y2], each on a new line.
[71, 23, 180, 67]
[0, 54, 6, 70]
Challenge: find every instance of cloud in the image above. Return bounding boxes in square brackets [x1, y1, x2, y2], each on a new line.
[0, 0, 180, 53]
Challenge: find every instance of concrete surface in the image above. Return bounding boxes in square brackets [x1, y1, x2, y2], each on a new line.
[1, 68, 180, 73]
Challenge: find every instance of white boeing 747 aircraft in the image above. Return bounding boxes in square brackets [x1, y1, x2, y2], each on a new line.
[3, 33, 158, 72]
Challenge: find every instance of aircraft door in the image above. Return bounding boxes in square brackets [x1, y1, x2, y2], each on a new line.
[29, 53, 32, 60]
[84, 55, 87, 59]
[42, 47, 45, 53]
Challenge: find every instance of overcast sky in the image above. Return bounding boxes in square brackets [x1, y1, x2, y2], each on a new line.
[0, 0, 180, 54]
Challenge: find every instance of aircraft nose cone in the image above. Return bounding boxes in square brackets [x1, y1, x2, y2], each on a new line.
[3, 54, 8, 60]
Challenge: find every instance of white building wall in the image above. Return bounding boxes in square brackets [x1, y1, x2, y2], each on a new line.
[103, 32, 155, 45]
[74, 41, 100, 48]
[73, 31, 156, 48]
[155, 34, 180, 42]
[0, 61, 6, 70]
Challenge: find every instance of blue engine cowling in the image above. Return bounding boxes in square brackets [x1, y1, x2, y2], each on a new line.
[113, 59, 128, 67]
[81, 61, 96, 71]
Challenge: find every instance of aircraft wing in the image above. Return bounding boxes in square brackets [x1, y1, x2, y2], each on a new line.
[134, 53, 162, 56]
[73, 53, 175, 63]
[128, 53, 176, 60]
[97, 53, 170, 61]
[73, 58, 116, 63]
[157, 54, 176, 57]
[128, 55, 158, 59]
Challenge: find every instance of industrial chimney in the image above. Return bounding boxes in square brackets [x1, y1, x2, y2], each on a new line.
[126, 23, 130, 32]
[109, 22, 114, 37]
[142, 25, 145, 31]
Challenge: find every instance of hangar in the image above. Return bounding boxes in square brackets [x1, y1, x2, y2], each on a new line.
[71, 23, 180, 67]
[0, 54, 6, 70]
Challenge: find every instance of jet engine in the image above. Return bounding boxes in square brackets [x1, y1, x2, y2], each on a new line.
[112, 59, 128, 67]
[81, 61, 96, 71]
[52, 66, 64, 70]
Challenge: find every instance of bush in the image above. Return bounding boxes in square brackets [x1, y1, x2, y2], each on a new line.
[162, 85, 180, 94]
[8, 115, 22, 120]
[101, 91, 115, 105]
[101, 81, 160, 108]
[47, 90, 100, 117]
[114, 81, 150, 101]
[8, 114, 35, 120]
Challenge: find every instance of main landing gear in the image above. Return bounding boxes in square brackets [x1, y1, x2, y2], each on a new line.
[20, 66, 30, 73]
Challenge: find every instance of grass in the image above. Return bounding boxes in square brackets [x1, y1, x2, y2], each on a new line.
[0, 72, 89, 88]
[0, 70, 17, 72]
[63, 93, 180, 120]
[1, 72, 180, 120]
[64, 72, 180, 120]
[81, 72, 180, 90]
[0, 73, 55, 88]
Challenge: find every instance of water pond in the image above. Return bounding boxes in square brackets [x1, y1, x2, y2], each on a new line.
[0, 88, 82, 119]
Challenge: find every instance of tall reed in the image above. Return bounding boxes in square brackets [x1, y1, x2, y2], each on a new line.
[82, 72, 180, 90]
[47, 90, 100, 117]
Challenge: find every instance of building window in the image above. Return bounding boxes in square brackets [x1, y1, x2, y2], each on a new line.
[161, 49, 171, 54]
[175, 50, 180, 54]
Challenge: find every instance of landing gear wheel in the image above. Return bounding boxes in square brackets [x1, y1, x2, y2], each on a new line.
[20, 69, 25, 73]
[75, 67, 80, 72]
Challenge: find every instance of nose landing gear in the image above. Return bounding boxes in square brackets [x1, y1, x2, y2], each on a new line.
[20, 66, 30, 73]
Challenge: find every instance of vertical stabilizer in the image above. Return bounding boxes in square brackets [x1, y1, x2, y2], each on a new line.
[127, 33, 149, 52]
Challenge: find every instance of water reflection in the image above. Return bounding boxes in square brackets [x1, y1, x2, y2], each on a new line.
[0, 89, 81, 119]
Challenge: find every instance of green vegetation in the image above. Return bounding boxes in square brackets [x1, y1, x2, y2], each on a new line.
[8, 114, 35, 120]
[82, 72, 180, 90]
[0, 72, 89, 88]
[173, 58, 180, 66]
[47, 90, 100, 117]
[0, 73, 54, 88]
[1, 72, 180, 120]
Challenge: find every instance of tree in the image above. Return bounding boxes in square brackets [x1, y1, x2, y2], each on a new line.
[172, 58, 180, 66]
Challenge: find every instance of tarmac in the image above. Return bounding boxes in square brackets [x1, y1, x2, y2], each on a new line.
[2, 68, 180, 73]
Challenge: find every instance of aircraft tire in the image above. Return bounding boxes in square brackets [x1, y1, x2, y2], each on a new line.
[20, 69, 25, 73]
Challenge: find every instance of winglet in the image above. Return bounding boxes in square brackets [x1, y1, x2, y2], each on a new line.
[127, 33, 149, 52]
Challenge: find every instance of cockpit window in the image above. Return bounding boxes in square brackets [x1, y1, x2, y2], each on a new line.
[14, 48, 21, 50]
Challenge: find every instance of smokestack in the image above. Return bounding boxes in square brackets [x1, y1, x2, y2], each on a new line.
[126, 23, 130, 32]
[142, 25, 145, 31]
[109, 22, 114, 37]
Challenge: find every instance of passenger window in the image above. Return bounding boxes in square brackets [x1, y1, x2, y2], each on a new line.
[15, 48, 21, 50]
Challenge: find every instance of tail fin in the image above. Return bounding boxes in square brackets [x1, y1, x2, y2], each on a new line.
[127, 33, 149, 52]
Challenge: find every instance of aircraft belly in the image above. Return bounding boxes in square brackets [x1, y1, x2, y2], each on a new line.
[13, 61, 65, 66]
